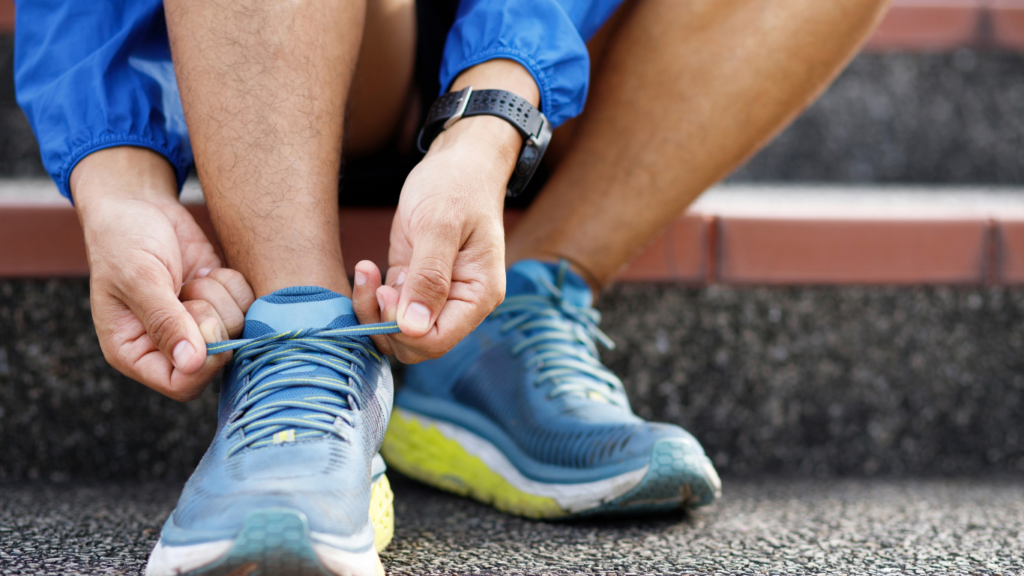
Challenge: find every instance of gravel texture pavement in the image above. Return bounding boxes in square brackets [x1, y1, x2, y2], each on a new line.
[2, 474, 1023, 575]
[3, 280, 1024, 481]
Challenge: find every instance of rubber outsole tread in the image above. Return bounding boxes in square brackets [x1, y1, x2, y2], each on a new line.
[583, 438, 722, 517]
[182, 509, 336, 576]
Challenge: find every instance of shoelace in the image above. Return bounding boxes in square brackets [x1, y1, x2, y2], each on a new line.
[492, 266, 626, 408]
[207, 321, 400, 455]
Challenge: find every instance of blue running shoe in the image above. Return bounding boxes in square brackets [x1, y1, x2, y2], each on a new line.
[146, 287, 400, 576]
[382, 260, 721, 519]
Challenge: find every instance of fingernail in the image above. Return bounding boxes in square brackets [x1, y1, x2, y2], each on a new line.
[196, 268, 212, 278]
[199, 318, 226, 343]
[395, 270, 407, 287]
[354, 270, 368, 286]
[404, 302, 431, 332]
[173, 340, 196, 369]
[376, 293, 385, 312]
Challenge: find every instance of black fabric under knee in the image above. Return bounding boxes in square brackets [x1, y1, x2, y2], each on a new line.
[338, 0, 548, 208]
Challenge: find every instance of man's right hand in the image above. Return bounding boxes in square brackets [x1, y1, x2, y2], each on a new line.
[71, 147, 254, 401]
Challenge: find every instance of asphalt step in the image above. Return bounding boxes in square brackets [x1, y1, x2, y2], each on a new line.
[1, 475, 1021, 575]
[2, 276, 1023, 481]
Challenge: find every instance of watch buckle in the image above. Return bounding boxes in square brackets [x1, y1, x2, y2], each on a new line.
[443, 86, 473, 130]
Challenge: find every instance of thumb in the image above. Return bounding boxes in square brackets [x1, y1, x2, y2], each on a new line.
[124, 278, 207, 374]
[397, 225, 460, 338]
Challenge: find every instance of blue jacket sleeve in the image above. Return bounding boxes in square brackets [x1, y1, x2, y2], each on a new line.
[438, 0, 625, 128]
[14, 0, 192, 202]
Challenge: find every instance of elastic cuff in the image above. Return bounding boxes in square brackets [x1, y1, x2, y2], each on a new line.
[57, 135, 191, 205]
[441, 48, 558, 127]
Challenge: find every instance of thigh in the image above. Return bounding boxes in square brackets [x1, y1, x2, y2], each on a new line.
[345, 0, 418, 156]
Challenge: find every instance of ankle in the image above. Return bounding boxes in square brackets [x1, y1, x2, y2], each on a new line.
[507, 254, 602, 297]
[248, 270, 351, 300]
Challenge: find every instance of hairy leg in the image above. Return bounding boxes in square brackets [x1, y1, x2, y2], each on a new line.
[506, 0, 890, 290]
[165, 0, 413, 297]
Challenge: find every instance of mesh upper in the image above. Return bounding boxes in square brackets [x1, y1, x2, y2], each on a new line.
[449, 337, 691, 469]
[166, 287, 393, 546]
[404, 260, 703, 473]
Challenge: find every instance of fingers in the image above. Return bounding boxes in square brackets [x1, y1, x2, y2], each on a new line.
[397, 224, 461, 338]
[181, 298, 233, 378]
[181, 268, 255, 338]
[123, 300, 231, 402]
[351, 260, 394, 355]
[118, 266, 208, 376]
[382, 233, 506, 364]
[203, 268, 256, 314]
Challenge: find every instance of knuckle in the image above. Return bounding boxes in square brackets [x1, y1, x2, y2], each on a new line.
[143, 309, 184, 350]
[213, 268, 255, 307]
[102, 342, 124, 370]
[184, 300, 217, 321]
[410, 258, 451, 301]
[489, 283, 506, 310]
[181, 277, 216, 301]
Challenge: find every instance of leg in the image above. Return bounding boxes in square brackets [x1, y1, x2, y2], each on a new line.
[147, 3, 414, 574]
[506, 0, 891, 290]
[165, 0, 413, 298]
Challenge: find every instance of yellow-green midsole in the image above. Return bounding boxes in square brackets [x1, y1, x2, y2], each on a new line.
[370, 473, 394, 552]
[381, 409, 567, 519]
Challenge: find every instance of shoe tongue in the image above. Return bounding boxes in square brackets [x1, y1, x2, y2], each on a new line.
[506, 260, 593, 307]
[243, 286, 357, 337]
[237, 287, 360, 444]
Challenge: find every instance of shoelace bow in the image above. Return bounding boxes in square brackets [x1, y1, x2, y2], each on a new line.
[492, 272, 626, 408]
[207, 321, 400, 455]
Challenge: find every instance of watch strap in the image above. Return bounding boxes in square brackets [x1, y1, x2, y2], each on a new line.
[417, 87, 552, 197]
[417, 88, 547, 153]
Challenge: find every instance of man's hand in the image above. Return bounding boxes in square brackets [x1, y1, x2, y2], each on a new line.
[350, 59, 541, 362]
[350, 116, 512, 362]
[72, 147, 255, 401]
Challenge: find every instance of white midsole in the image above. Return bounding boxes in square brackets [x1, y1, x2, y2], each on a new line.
[145, 539, 233, 576]
[145, 537, 379, 576]
[396, 408, 649, 513]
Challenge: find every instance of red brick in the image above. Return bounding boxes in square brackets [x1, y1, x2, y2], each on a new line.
[992, 1, 1024, 51]
[0, 202, 1007, 287]
[0, 205, 88, 277]
[865, 0, 981, 51]
[716, 217, 991, 285]
[617, 215, 711, 283]
[997, 218, 1024, 284]
[0, 0, 12, 33]
[502, 211, 711, 283]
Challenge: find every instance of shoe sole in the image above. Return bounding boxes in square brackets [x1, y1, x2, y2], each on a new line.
[146, 474, 394, 576]
[381, 408, 721, 520]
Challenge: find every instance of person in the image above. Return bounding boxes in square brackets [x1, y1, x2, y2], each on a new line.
[15, 0, 889, 574]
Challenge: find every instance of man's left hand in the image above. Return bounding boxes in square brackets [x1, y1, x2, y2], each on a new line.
[351, 115, 517, 363]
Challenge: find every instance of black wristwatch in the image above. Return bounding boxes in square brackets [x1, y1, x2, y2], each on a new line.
[417, 86, 552, 197]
